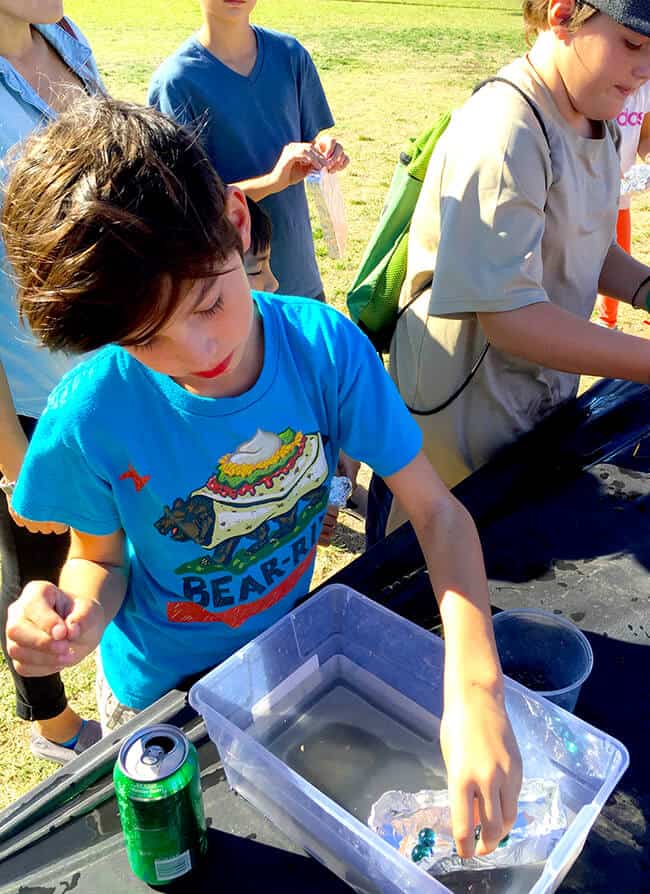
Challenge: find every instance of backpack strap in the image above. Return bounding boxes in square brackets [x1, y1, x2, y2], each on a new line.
[399, 77, 553, 417]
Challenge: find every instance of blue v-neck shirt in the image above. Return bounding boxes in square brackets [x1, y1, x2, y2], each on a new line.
[149, 27, 334, 299]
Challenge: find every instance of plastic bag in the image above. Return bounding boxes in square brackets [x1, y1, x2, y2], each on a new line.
[369, 779, 567, 877]
[306, 169, 348, 259]
[620, 163, 650, 196]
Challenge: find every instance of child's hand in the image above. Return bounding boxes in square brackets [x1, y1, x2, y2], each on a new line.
[6, 580, 105, 676]
[318, 504, 339, 546]
[315, 136, 350, 174]
[272, 142, 327, 191]
[440, 685, 522, 858]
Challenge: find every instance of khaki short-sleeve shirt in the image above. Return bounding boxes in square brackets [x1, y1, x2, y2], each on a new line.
[389, 56, 620, 513]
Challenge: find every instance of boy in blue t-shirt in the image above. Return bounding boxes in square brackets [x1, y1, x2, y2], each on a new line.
[3, 99, 520, 858]
[148, 0, 349, 300]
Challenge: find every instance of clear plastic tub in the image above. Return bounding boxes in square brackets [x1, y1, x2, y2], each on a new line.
[189, 585, 628, 894]
[492, 608, 594, 713]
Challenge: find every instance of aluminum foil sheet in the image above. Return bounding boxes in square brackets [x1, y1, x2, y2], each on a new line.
[368, 779, 567, 876]
[328, 475, 353, 508]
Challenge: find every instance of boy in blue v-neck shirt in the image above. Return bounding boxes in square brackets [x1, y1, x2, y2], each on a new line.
[4, 100, 520, 859]
[148, 0, 349, 300]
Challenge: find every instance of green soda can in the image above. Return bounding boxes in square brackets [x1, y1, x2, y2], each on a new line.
[114, 724, 208, 885]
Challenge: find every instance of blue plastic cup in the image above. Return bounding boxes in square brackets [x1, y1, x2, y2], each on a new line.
[492, 608, 594, 713]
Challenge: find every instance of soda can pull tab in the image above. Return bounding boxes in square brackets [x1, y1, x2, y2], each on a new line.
[142, 745, 165, 765]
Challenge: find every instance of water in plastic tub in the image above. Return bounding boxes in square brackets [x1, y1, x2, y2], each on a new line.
[248, 655, 568, 893]
[260, 657, 445, 821]
[190, 585, 629, 894]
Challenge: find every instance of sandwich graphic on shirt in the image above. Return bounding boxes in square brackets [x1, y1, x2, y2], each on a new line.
[155, 428, 329, 575]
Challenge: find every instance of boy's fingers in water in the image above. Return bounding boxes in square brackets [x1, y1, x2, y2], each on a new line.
[501, 780, 519, 831]
[451, 784, 479, 858]
[475, 785, 504, 855]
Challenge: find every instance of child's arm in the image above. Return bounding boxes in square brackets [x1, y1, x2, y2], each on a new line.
[235, 135, 349, 201]
[234, 142, 328, 202]
[0, 359, 68, 535]
[478, 302, 650, 385]
[5, 528, 127, 677]
[597, 242, 650, 304]
[0, 360, 27, 487]
[385, 450, 522, 858]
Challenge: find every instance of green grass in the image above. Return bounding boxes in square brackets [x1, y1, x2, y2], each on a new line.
[4, 0, 649, 810]
[66, 0, 527, 309]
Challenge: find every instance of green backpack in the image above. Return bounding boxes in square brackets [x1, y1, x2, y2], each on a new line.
[346, 113, 450, 352]
[346, 79, 551, 356]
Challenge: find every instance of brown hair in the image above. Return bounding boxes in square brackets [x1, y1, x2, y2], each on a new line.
[1, 98, 243, 353]
[245, 196, 273, 257]
[522, 0, 598, 42]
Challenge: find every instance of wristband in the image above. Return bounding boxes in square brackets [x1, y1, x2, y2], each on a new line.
[0, 477, 16, 498]
[631, 275, 650, 312]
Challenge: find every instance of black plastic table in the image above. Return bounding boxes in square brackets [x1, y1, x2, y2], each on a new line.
[1, 379, 649, 894]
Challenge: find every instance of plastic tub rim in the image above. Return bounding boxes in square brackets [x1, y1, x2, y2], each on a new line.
[492, 607, 594, 699]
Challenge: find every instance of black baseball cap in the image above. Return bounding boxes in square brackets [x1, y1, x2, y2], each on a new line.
[584, 0, 650, 36]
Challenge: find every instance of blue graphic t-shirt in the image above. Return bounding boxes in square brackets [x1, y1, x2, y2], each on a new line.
[148, 28, 334, 298]
[14, 294, 422, 709]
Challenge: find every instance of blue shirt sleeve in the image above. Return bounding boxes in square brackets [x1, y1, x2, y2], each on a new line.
[298, 48, 335, 142]
[332, 315, 422, 478]
[13, 411, 122, 535]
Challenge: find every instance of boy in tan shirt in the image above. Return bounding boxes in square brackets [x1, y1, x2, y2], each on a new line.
[373, 0, 650, 536]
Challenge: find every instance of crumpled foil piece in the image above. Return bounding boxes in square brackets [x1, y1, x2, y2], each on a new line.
[328, 475, 353, 508]
[620, 164, 650, 196]
[368, 779, 567, 876]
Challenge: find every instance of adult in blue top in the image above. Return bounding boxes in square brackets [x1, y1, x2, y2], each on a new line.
[0, 1, 102, 764]
[148, 0, 349, 300]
